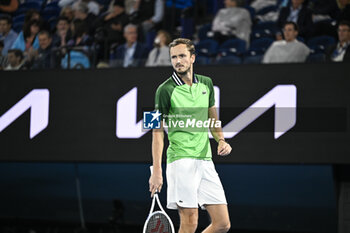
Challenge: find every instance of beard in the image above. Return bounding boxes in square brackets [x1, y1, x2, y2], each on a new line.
[176, 66, 191, 76]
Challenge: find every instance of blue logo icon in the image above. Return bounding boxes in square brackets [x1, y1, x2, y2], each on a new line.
[143, 110, 162, 129]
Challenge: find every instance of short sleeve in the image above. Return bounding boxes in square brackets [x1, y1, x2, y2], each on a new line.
[155, 85, 171, 117]
[208, 79, 215, 108]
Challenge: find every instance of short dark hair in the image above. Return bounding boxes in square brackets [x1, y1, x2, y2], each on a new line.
[57, 16, 70, 24]
[8, 49, 24, 60]
[284, 21, 299, 31]
[169, 38, 195, 55]
[38, 30, 51, 38]
[0, 15, 12, 25]
[339, 20, 350, 29]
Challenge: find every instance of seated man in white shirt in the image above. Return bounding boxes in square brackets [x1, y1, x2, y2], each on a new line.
[325, 20, 350, 62]
[262, 21, 310, 63]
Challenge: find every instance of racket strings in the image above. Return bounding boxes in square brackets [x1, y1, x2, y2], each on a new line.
[146, 212, 172, 233]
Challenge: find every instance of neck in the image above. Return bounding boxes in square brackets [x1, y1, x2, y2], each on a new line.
[339, 40, 349, 47]
[127, 41, 135, 47]
[292, 4, 300, 9]
[179, 68, 193, 86]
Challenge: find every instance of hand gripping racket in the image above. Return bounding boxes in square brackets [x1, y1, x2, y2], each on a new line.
[143, 166, 175, 233]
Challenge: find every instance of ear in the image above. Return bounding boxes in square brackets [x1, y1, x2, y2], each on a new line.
[191, 53, 196, 64]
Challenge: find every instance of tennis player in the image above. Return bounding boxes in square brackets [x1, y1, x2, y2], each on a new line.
[149, 38, 232, 233]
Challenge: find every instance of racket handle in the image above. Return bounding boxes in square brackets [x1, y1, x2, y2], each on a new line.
[150, 166, 159, 194]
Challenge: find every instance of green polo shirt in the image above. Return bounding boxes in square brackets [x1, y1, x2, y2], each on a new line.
[155, 72, 215, 164]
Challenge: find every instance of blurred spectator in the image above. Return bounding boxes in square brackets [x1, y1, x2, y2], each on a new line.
[60, 6, 75, 22]
[212, 0, 252, 45]
[95, 0, 129, 49]
[145, 30, 171, 67]
[0, 15, 17, 55]
[67, 19, 93, 47]
[277, 0, 313, 38]
[5, 49, 24, 70]
[337, 0, 350, 22]
[110, 24, 148, 67]
[262, 21, 310, 63]
[52, 16, 72, 48]
[29, 31, 54, 69]
[11, 19, 40, 53]
[0, 40, 8, 69]
[128, 0, 164, 38]
[59, 0, 100, 16]
[326, 20, 350, 62]
[72, 1, 97, 35]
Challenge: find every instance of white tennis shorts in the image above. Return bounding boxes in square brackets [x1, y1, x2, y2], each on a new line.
[166, 158, 227, 210]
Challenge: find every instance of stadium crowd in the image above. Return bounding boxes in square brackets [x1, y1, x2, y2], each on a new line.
[0, 0, 349, 70]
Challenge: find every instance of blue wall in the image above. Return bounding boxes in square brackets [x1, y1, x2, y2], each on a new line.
[0, 163, 337, 232]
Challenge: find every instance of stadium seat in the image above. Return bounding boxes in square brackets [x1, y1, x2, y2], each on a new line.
[41, 6, 60, 21]
[15, 1, 42, 15]
[244, 6, 256, 22]
[12, 14, 25, 24]
[306, 53, 326, 63]
[218, 38, 246, 57]
[243, 38, 274, 64]
[251, 22, 278, 40]
[181, 18, 194, 39]
[255, 5, 278, 16]
[307, 36, 336, 54]
[247, 37, 274, 55]
[242, 55, 264, 64]
[195, 39, 219, 57]
[195, 56, 210, 65]
[216, 55, 242, 65]
[12, 21, 23, 33]
[198, 23, 212, 41]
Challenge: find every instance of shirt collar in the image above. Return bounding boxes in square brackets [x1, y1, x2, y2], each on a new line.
[171, 71, 198, 86]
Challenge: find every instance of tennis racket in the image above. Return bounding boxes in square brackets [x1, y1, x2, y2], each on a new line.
[143, 166, 175, 233]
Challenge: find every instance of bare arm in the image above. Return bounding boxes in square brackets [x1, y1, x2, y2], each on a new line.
[149, 122, 164, 196]
[208, 106, 232, 156]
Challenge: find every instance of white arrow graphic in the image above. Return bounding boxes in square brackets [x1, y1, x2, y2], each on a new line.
[222, 85, 297, 139]
[116, 87, 148, 138]
[0, 89, 50, 139]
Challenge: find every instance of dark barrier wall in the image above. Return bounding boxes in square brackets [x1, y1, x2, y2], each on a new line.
[0, 63, 349, 163]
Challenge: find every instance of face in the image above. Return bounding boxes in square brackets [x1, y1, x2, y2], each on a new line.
[30, 24, 39, 35]
[124, 26, 138, 43]
[7, 52, 20, 66]
[170, 44, 195, 75]
[283, 24, 298, 42]
[291, 0, 304, 7]
[74, 10, 86, 20]
[31, 13, 40, 21]
[57, 20, 69, 32]
[224, 0, 236, 8]
[338, 25, 350, 43]
[0, 20, 11, 34]
[38, 34, 52, 49]
[112, 5, 124, 15]
[62, 8, 74, 21]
